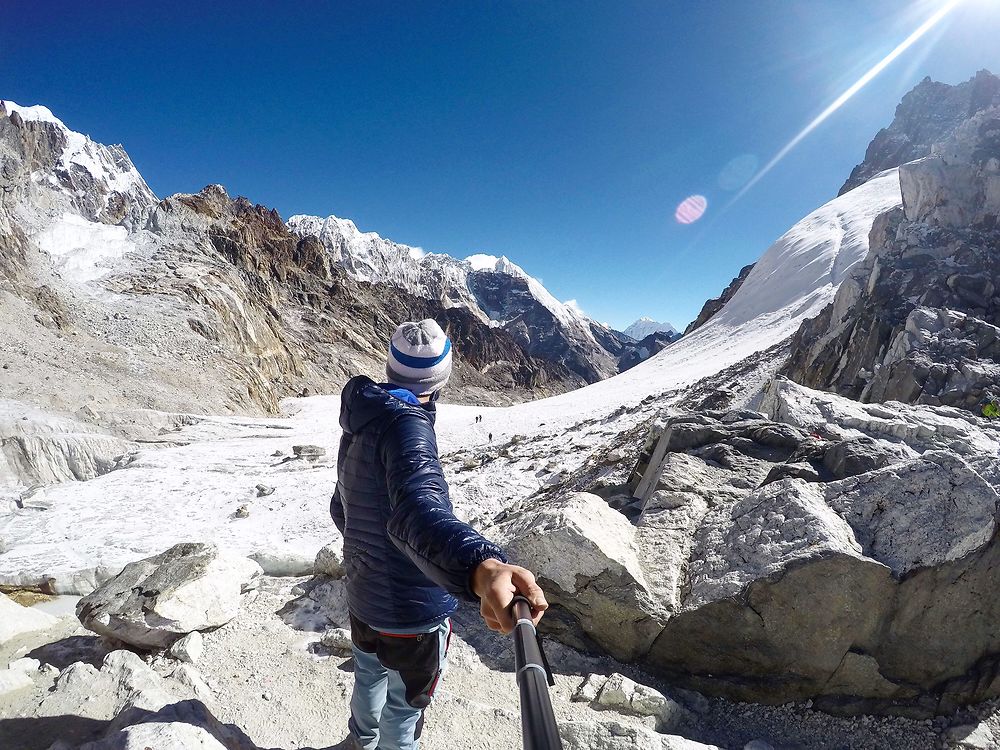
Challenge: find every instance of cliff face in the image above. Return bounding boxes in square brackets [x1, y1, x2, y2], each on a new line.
[683, 263, 755, 335]
[838, 70, 1000, 196]
[785, 102, 1000, 412]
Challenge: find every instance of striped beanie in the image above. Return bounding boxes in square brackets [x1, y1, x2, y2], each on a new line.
[386, 319, 453, 396]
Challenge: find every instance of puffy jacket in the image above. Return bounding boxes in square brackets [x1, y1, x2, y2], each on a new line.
[331, 375, 507, 629]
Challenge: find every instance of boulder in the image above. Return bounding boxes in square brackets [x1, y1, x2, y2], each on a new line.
[498, 493, 664, 661]
[77, 543, 261, 649]
[594, 673, 691, 732]
[314, 538, 346, 579]
[0, 591, 58, 642]
[169, 631, 204, 664]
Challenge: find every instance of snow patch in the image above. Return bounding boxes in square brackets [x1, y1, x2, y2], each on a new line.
[33, 212, 136, 283]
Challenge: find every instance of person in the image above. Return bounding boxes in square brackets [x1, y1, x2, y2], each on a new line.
[330, 319, 548, 750]
[983, 398, 1000, 419]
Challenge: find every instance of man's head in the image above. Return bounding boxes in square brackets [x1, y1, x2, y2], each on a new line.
[386, 319, 453, 399]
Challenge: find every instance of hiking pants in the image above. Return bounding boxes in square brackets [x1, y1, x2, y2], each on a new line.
[348, 613, 452, 750]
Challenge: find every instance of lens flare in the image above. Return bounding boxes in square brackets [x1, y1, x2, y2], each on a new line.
[675, 195, 708, 224]
[733, 0, 962, 202]
[718, 154, 759, 191]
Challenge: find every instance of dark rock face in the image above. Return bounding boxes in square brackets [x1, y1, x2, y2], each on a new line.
[616, 331, 678, 372]
[464, 271, 619, 383]
[839, 70, 1000, 196]
[785, 103, 1000, 413]
[684, 264, 755, 335]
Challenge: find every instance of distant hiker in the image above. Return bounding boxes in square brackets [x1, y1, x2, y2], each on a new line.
[488, 432, 493, 442]
[983, 399, 1000, 419]
[330, 319, 548, 750]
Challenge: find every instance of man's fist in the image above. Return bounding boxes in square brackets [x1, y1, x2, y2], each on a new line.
[472, 558, 548, 634]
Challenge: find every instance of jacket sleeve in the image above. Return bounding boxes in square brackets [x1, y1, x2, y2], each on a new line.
[330, 434, 349, 534]
[380, 413, 507, 600]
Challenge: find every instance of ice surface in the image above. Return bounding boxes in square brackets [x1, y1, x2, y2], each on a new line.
[32, 212, 137, 283]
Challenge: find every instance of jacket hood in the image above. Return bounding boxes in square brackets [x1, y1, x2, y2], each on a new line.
[340, 375, 435, 436]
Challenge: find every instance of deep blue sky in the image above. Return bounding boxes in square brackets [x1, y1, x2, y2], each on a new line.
[4, 1, 1000, 329]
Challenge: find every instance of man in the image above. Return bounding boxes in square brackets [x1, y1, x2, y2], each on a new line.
[331, 319, 548, 750]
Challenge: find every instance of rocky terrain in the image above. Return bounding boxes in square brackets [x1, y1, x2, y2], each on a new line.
[4, 71, 1000, 750]
[839, 69, 1000, 195]
[786, 72, 1000, 414]
[683, 264, 755, 336]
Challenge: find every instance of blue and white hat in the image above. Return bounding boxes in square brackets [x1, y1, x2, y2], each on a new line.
[386, 319, 453, 396]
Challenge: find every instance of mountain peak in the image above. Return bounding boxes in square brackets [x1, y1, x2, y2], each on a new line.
[623, 317, 677, 341]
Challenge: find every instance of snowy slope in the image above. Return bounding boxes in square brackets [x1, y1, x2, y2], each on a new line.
[0, 170, 903, 593]
[624, 317, 678, 340]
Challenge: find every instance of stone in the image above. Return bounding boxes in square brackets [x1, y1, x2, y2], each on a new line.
[169, 631, 204, 664]
[743, 742, 774, 750]
[0, 666, 33, 696]
[559, 720, 721, 750]
[572, 673, 608, 703]
[255, 483, 275, 497]
[292, 444, 326, 460]
[943, 723, 997, 749]
[320, 627, 353, 655]
[8, 657, 40, 673]
[595, 673, 690, 732]
[314, 539, 346, 579]
[234, 504, 250, 519]
[498, 493, 663, 661]
[0, 592, 58, 643]
[77, 543, 262, 649]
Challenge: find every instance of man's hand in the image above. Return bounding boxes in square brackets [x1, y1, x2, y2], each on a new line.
[472, 558, 548, 634]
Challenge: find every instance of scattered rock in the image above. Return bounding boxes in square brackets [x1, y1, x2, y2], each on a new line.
[943, 722, 998, 749]
[255, 483, 275, 497]
[292, 444, 325, 461]
[595, 673, 691, 732]
[169, 631, 204, 664]
[235, 504, 250, 519]
[573, 673, 608, 703]
[313, 539, 346, 579]
[77, 543, 262, 649]
[320, 627, 353, 655]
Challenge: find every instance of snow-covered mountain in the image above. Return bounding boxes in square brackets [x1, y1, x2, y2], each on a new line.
[0, 100, 589, 415]
[287, 214, 627, 382]
[623, 317, 677, 341]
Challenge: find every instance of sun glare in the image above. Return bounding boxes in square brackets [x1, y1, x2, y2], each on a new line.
[731, 0, 963, 203]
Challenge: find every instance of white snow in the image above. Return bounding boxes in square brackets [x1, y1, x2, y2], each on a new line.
[0, 170, 904, 595]
[624, 317, 678, 340]
[32, 212, 137, 283]
[465, 253, 501, 271]
[2, 100, 66, 127]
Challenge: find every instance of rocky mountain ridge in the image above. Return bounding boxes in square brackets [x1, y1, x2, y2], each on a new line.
[785, 73, 1000, 414]
[287, 213, 633, 383]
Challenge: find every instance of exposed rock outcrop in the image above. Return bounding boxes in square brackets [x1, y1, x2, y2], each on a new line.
[496, 381, 1000, 715]
[839, 70, 1000, 195]
[785, 100, 1000, 413]
[77, 543, 262, 649]
[684, 264, 755, 335]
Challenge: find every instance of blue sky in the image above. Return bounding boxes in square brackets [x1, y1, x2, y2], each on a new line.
[4, 1, 1000, 329]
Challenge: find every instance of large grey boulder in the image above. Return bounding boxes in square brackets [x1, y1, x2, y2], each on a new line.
[77, 543, 261, 649]
[499, 492, 665, 661]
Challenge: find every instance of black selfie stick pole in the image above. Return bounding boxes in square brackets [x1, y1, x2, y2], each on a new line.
[510, 595, 562, 750]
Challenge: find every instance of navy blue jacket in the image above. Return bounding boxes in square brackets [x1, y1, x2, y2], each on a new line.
[331, 376, 507, 629]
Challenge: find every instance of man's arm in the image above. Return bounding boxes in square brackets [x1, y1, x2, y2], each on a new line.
[381, 414, 507, 597]
[330, 483, 346, 535]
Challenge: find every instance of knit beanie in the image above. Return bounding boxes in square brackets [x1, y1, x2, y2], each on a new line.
[386, 319, 453, 396]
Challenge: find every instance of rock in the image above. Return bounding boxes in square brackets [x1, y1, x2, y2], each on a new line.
[595, 673, 690, 732]
[0, 592, 58, 642]
[234, 504, 250, 519]
[685, 263, 755, 335]
[8, 657, 40, 673]
[559, 720, 721, 750]
[821, 437, 894, 479]
[573, 673, 608, 703]
[314, 539, 346, 579]
[498, 493, 663, 661]
[760, 461, 821, 486]
[0, 665, 33, 696]
[255, 483, 275, 497]
[292, 444, 326, 460]
[743, 742, 775, 750]
[169, 631, 204, 664]
[172, 664, 215, 705]
[77, 543, 262, 649]
[320, 627, 353, 655]
[944, 722, 998, 749]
